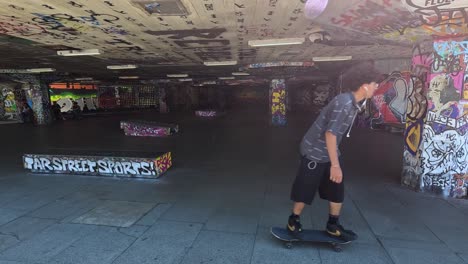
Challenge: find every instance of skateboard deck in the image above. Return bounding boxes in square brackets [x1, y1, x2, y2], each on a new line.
[271, 227, 353, 252]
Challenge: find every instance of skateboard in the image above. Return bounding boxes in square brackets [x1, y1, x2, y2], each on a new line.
[270, 227, 354, 252]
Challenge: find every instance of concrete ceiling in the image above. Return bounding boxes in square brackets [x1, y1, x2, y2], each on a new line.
[0, 0, 465, 81]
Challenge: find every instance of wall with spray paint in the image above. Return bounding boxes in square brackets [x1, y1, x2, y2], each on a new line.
[402, 58, 429, 189]
[289, 82, 331, 113]
[5, 74, 53, 125]
[401, 39, 468, 198]
[50, 88, 98, 112]
[0, 82, 21, 121]
[372, 72, 413, 124]
[97, 84, 159, 109]
[419, 39, 468, 198]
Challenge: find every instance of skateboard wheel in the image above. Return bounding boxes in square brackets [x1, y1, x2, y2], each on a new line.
[332, 244, 342, 252]
[285, 242, 293, 249]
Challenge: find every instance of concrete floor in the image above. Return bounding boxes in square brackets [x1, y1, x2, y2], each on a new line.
[0, 105, 467, 264]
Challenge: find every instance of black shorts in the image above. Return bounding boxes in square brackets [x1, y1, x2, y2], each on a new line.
[290, 156, 344, 205]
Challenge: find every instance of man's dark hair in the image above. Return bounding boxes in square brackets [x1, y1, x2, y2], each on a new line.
[341, 61, 382, 92]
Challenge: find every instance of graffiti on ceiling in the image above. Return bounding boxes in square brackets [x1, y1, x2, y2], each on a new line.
[0, 0, 465, 78]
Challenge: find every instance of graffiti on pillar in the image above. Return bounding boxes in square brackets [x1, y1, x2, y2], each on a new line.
[7, 73, 53, 125]
[402, 58, 429, 188]
[428, 74, 461, 113]
[421, 125, 468, 176]
[464, 62, 468, 102]
[270, 79, 287, 126]
[0, 87, 20, 121]
[417, 39, 468, 198]
[426, 102, 468, 133]
[421, 124, 468, 197]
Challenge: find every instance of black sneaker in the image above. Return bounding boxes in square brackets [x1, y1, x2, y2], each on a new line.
[326, 222, 358, 241]
[287, 214, 302, 235]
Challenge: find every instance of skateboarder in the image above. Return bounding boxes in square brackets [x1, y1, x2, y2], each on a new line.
[287, 62, 381, 241]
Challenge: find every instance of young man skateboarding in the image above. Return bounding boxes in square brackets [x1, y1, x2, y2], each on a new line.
[287, 63, 380, 241]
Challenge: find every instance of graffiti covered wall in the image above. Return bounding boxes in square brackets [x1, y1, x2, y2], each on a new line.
[50, 87, 98, 112]
[373, 72, 411, 124]
[289, 83, 330, 113]
[0, 83, 20, 121]
[401, 61, 429, 189]
[402, 39, 468, 198]
[7, 74, 53, 125]
[420, 39, 468, 198]
[98, 84, 159, 109]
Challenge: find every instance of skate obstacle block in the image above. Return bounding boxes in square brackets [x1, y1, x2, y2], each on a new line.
[120, 120, 179, 137]
[23, 150, 172, 179]
[195, 110, 224, 117]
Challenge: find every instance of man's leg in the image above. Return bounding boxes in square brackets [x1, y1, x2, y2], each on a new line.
[287, 202, 304, 234]
[293, 202, 305, 215]
[329, 201, 342, 216]
[326, 201, 357, 240]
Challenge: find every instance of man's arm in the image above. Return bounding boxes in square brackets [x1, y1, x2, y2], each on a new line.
[325, 131, 343, 183]
[325, 131, 340, 167]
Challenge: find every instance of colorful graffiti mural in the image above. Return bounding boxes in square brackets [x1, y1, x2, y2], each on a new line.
[402, 53, 430, 189]
[0, 86, 19, 121]
[50, 88, 98, 112]
[155, 152, 172, 175]
[327, 0, 468, 43]
[23, 152, 172, 178]
[373, 72, 412, 124]
[417, 39, 468, 198]
[270, 79, 287, 126]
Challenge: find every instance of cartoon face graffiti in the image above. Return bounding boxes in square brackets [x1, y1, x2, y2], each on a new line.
[428, 74, 448, 110]
[313, 85, 329, 105]
[428, 74, 461, 111]
[422, 125, 468, 176]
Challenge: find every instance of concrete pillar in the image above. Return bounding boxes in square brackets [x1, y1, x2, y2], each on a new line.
[0, 82, 21, 122]
[159, 86, 168, 113]
[4, 74, 52, 125]
[402, 40, 468, 198]
[270, 79, 287, 126]
[26, 79, 52, 125]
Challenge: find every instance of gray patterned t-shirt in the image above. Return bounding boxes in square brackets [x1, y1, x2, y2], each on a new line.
[300, 92, 359, 162]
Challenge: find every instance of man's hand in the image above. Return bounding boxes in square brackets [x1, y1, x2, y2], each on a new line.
[330, 166, 343, 183]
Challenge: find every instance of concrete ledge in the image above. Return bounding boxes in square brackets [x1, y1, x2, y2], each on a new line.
[23, 150, 172, 178]
[195, 110, 224, 117]
[120, 120, 179, 137]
